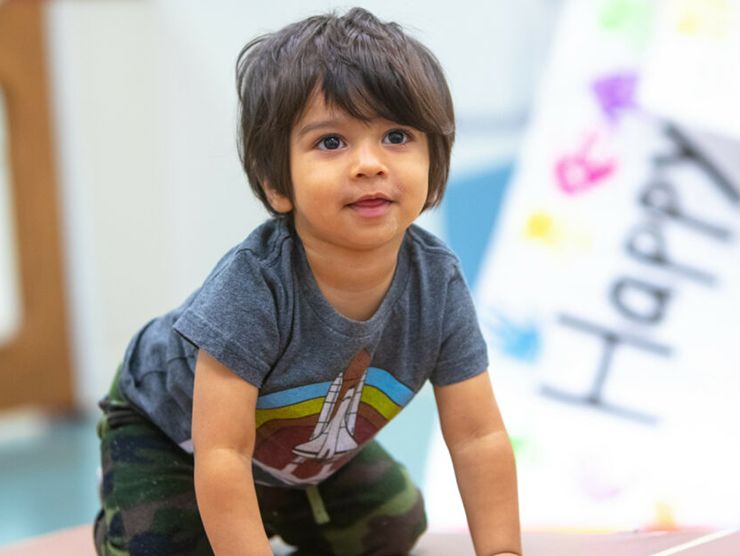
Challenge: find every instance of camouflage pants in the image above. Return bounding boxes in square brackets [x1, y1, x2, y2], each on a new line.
[94, 371, 426, 556]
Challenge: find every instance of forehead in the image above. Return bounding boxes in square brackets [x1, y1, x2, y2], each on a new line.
[292, 89, 380, 137]
[296, 90, 343, 122]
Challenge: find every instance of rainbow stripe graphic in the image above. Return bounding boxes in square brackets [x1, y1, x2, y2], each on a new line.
[253, 364, 414, 485]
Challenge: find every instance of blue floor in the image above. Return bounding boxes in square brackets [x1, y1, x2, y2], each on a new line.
[0, 411, 100, 547]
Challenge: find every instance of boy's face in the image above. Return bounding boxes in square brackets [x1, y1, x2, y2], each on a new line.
[269, 91, 430, 253]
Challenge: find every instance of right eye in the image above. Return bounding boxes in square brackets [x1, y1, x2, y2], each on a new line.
[317, 135, 345, 150]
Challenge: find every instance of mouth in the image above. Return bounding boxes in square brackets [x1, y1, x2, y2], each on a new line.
[347, 194, 393, 216]
[347, 193, 392, 207]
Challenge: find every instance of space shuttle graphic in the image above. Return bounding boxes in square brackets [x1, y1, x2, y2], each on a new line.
[292, 349, 370, 460]
[251, 349, 372, 485]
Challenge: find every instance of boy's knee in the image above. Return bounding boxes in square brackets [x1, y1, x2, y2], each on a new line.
[328, 486, 427, 556]
[365, 488, 427, 554]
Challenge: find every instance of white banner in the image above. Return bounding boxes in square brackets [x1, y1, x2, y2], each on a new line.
[426, 0, 740, 531]
[640, 0, 740, 140]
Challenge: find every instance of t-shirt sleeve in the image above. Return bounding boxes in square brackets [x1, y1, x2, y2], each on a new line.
[429, 266, 489, 386]
[172, 250, 280, 387]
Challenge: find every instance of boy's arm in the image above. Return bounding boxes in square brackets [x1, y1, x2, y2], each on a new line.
[433, 371, 522, 556]
[192, 349, 272, 556]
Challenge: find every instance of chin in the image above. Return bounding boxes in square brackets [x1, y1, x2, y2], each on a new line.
[346, 227, 406, 249]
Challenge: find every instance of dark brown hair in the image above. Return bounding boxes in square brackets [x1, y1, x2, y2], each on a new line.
[236, 7, 455, 216]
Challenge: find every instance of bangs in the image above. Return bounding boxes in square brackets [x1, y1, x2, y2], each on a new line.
[320, 60, 420, 129]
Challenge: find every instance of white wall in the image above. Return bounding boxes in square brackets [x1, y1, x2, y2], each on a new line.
[0, 89, 22, 348]
[43, 0, 560, 409]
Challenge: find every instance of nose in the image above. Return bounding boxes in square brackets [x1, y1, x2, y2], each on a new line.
[351, 142, 387, 179]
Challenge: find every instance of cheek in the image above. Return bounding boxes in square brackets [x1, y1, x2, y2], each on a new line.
[412, 152, 430, 184]
[412, 164, 430, 195]
[292, 178, 328, 214]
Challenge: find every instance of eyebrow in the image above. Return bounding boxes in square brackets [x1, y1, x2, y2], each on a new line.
[295, 119, 346, 138]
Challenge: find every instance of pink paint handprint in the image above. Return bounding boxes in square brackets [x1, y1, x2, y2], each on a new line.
[555, 132, 617, 195]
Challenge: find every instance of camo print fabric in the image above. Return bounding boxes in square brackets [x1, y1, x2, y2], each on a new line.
[94, 369, 427, 556]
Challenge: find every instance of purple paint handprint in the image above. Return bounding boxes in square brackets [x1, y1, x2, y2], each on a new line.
[592, 72, 638, 123]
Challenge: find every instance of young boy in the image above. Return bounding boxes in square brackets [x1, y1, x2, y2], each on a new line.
[94, 7, 521, 556]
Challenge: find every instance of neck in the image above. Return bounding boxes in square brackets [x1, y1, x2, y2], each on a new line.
[299, 234, 404, 322]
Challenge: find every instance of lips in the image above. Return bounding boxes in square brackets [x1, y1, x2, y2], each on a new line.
[347, 194, 392, 217]
[348, 194, 392, 207]
[350, 198, 390, 208]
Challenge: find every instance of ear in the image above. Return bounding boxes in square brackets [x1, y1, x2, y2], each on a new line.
[263, 183, 293, 214]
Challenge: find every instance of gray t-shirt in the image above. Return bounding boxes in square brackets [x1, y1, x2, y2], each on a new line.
[118, 217, 488, 487]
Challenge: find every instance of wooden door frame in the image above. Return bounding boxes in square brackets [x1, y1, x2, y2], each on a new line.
[0, 0, 74, 410]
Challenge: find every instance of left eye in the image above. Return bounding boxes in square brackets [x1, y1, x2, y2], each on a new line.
[385, 130, 408, 145]
[317, 135, 345, 150]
